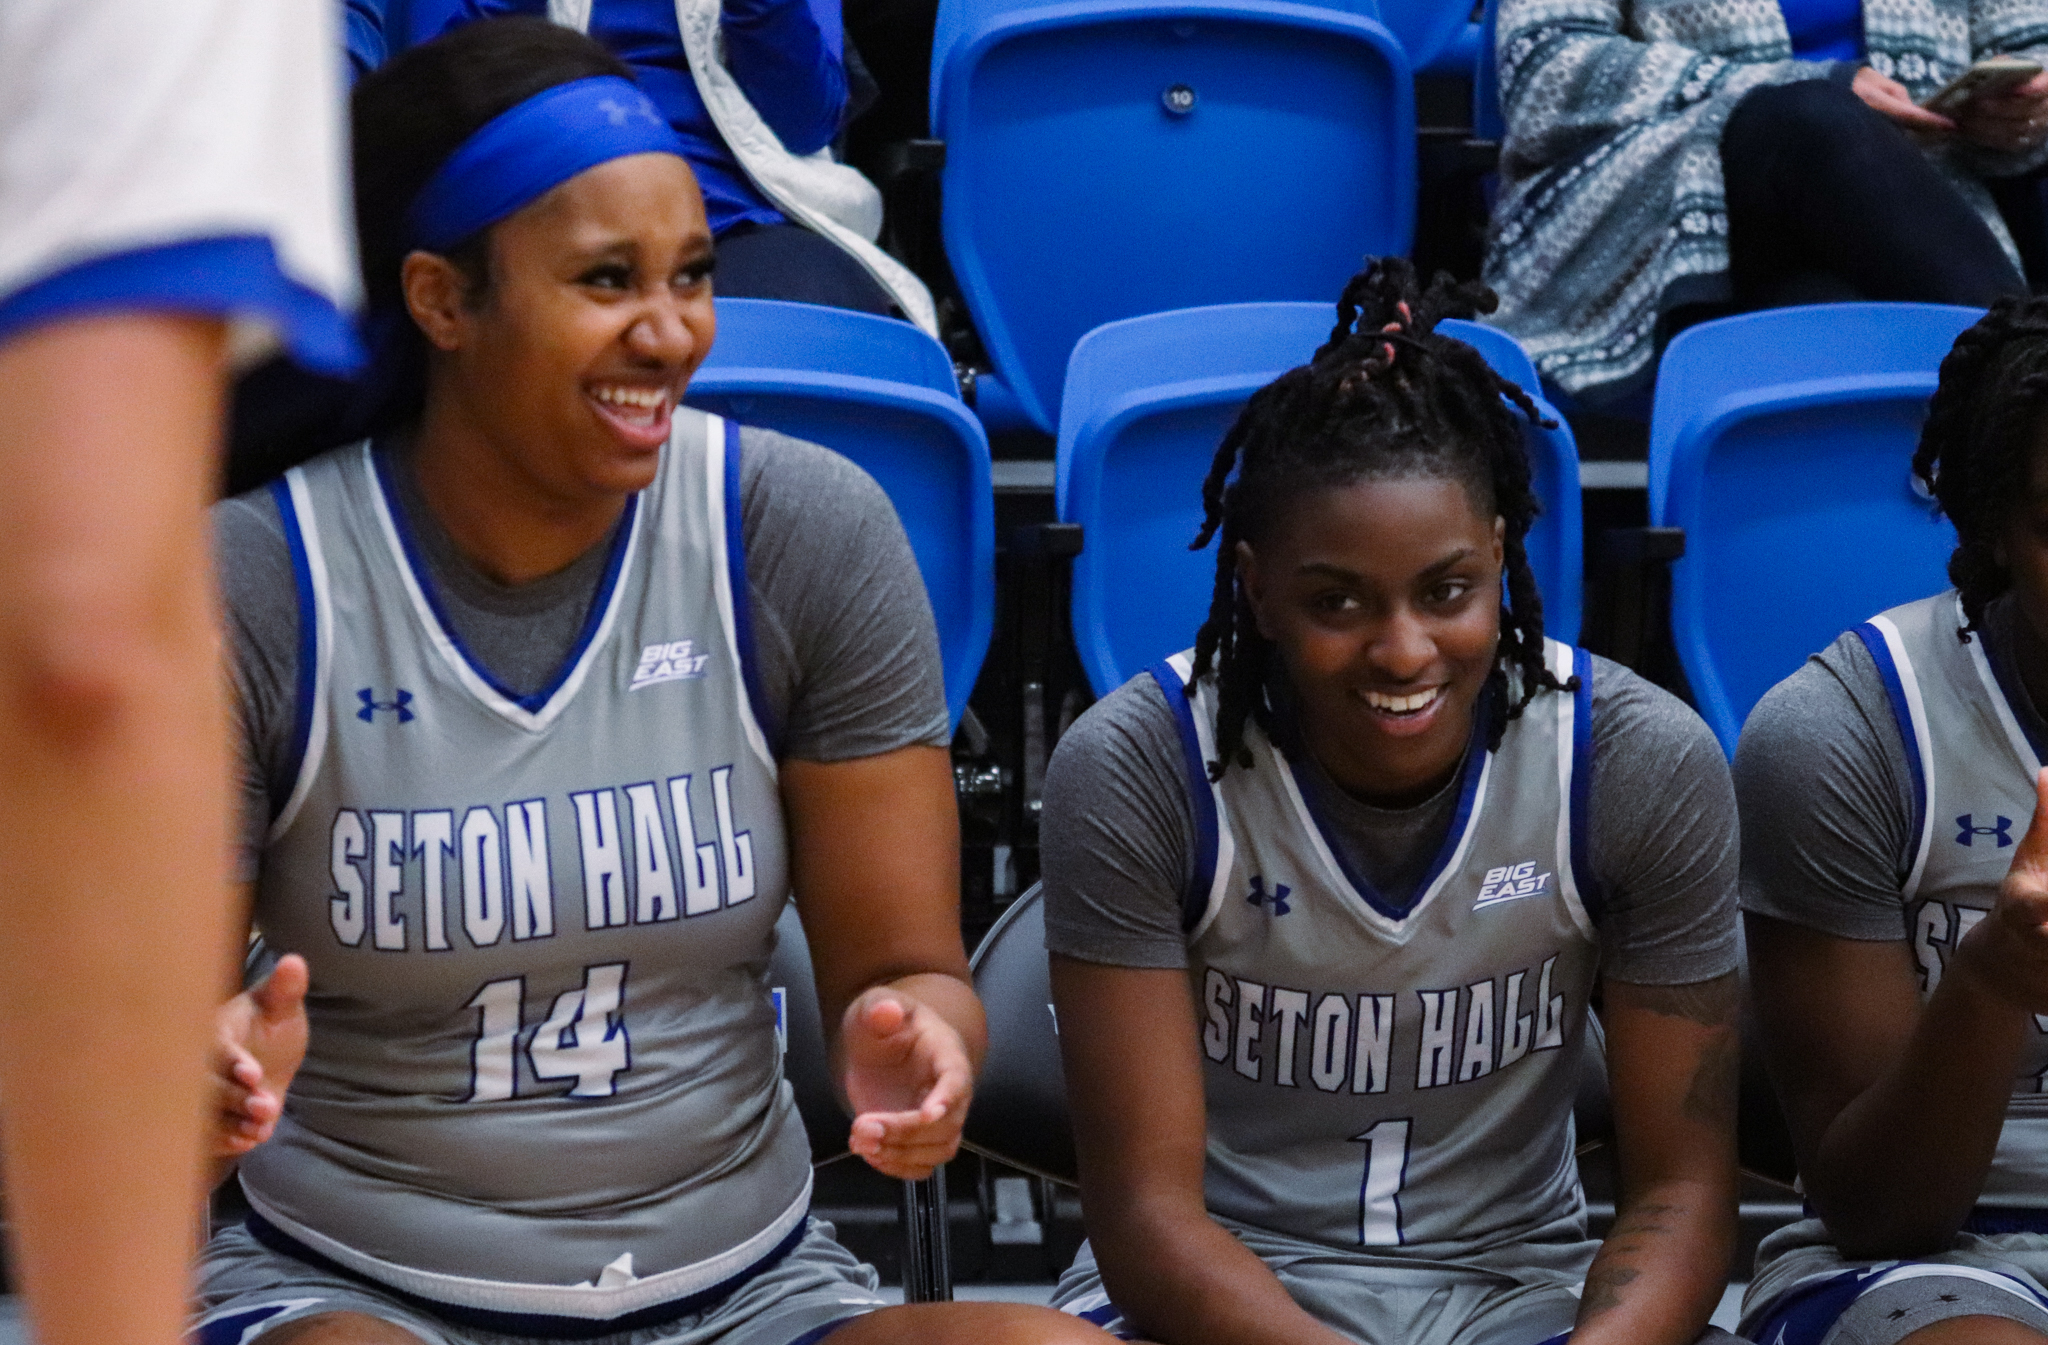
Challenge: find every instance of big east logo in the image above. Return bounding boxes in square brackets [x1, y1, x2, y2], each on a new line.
[1475, 860, 1552, 909]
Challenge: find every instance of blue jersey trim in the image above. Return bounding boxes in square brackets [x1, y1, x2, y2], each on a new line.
[270, 478, 321, 822]
[1962, 1206, 2048, 1235]
[1295, 688, 1492, 924]
[0, 236, 362, 376]
[1979, 634, 2048, 766]
[1567, 647, 1603, 924]
[724, 420, 781, 754]
[1853, 622, 1928, 868]
[243, 1210, 808, 1339]
[371, 446, 638, 715]
[1147, 660, 1219, 933]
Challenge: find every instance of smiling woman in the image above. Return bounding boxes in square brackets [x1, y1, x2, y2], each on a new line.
[1038, 258, 1748, 1345]
[189, 19, 1112, 1345]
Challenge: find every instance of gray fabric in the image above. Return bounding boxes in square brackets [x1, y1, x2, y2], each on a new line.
[1746, 1215, 2048, 1334]
[1736, 594, 2047, 941]
[1823, 1270, 2048, 1345]
[1482, 0, 2048, 402]
[195, 1217, 886, 1345]
[216, 425, 950, 882]
[1043, 654, 1739, 987]
[1051, 1225, 1584, 1345]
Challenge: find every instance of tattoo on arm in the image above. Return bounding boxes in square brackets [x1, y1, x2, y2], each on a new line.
[1617, 971, 1741, 1129]
[1621, 971, 1739, 1028]
[1578, 1203, 1682, 1322]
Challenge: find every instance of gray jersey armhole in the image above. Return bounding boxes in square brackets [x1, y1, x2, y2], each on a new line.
[1040, 675, 1200, 970]
[1734, 634, 1917, 942]
[1582, 656, 1742, 986]
[215, 486, 304, 885]
[736, 426, 951, 762]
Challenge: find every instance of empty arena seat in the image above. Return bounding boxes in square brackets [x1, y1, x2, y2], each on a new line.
[769, 903, 954, 1300]
[1057, 303, 1582, 697]
[685, 298, 995, 728]
[1375, 0, 1482, 73]
[931, 0, 1415, 435]
[1648, 303, 1983, 755]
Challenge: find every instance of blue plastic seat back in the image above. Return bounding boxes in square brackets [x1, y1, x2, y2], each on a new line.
[1060, 304, 1582, 697]
[1472, 0, 1502, 139]
[937, 0, 1416, 435]
[684, 299, 995, 727]
[1650, 303, 1984, 755]
[1375, 0, 1477, 71]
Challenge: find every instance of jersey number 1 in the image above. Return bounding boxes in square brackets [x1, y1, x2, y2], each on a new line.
[1351, 1118, 1411, 1246]
[467, 963, 631, 1101]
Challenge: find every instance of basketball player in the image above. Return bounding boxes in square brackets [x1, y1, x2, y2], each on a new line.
[0, 6, 357, 1345]
[1739, 298, 2048, 1345]
[1039, 260, 1744, 1345]
[191, 21, 1105, 1345]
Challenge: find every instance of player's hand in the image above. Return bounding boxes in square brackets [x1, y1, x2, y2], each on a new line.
[1956, 770, 2048, 1013]
[1854, 66, 1958, 136]
[211, 954, 310, 1158]
[1956, 71, 2048, 150]
[838, 986, 973, 1180]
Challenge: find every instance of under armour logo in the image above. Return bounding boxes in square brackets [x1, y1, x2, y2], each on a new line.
[1957, 813, 2014, 847]
[356, 688, 416, 724]
[1246, 875, 1291, 916]
[595, 97, 663, 128]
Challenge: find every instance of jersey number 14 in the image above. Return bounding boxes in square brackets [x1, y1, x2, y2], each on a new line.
[466, 963, 631, 1101]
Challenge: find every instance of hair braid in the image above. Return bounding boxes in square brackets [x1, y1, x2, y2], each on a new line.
[1187, 257, 1574, 778]
[1913, 297, 2048, 639]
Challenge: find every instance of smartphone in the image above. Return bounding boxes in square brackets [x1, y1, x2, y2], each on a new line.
[1922, 55, 2044, 115]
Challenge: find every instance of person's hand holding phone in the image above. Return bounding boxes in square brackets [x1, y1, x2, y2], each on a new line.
[1957, 69, 2048, 150]
[1854, 66, 1959, 135]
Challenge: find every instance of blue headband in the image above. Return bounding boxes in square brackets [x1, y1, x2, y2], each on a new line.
[404, 76, 688, 252]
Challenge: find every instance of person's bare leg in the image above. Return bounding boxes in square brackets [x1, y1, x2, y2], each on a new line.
[825, 1302, 1119, 1345]
[0, 314, 239, 1345]
[1899, 1317, 2048, 1345]
[260, 1312, 433, 1345]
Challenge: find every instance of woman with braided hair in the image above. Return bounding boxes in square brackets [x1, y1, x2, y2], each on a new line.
[1039, 257, 1745, 1345]
[1739, 297, 2048, 1345]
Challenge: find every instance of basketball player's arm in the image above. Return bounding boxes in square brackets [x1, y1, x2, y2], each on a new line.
[1748, 770, 2048, 1256]
[1573, 973, 1739, 1345]
[784, 745, 984, 1181]
[1051, 955, 1356, 1345]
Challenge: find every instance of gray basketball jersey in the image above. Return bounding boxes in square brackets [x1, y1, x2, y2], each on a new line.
[239, 410, 812, 1328]
[1152, 641, 1603, 1271]
[1857, 591, 2048, 1207]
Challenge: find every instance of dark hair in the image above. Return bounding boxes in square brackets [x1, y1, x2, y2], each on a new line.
[1912, 295, 2048, 640]
[1187, 256, 1574, 779]
[351, 19, 632, 429]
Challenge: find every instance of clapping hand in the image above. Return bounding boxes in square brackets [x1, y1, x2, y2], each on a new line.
[1957, 769, 2048, 1013]
[212, 953, 310, 1158]
[839, 986, 973, 1180]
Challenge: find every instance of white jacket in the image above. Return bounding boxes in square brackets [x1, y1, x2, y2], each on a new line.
[548, 0, 938, 332]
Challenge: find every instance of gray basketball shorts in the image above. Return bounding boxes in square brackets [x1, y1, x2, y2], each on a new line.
[1049, 1233, 1583, 1345]
[1745, 1261, 2048, 1345]
[191, 1219, 888, 1345]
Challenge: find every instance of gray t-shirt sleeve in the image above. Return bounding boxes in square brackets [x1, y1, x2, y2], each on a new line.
[1039, 658, 1741, 985]
[738, 427, 951, 761]
[1041, 675, 1197, 970]
[1734, 634, 1915, 942]
[214, 491, 297, 886]
[1584, 656, 1742, 986]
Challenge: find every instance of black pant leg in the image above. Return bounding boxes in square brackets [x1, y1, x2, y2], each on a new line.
[713, 221, 902, 317]
[1720, 79, 2026, 309]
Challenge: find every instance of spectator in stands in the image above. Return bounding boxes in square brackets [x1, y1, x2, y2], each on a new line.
[1739, 297, 2048, 1345]
[393, 1, 935, 328]
[1485, 0, 2048, 411]
[0, 8, 358, 1345]
[1038, 259, 1742, 1345]
[192, 22, 1106, 1345]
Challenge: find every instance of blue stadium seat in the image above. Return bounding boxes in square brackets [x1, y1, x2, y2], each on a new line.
[1058, 302, 1583, 697]
[1375, 0, 1481, 73]
[932, 0, 1416, 435]
[684, 299, 995, 728]
[1648, 302, 1984, 756]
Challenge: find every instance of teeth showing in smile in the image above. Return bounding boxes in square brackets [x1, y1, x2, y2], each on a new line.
[1362, 687, 1442, 715]
[593, 385, 666, 409]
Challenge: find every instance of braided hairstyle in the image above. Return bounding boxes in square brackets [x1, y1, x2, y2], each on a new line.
[1187, 257, 1573, 779]
[1912, 296, 2048, 640]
